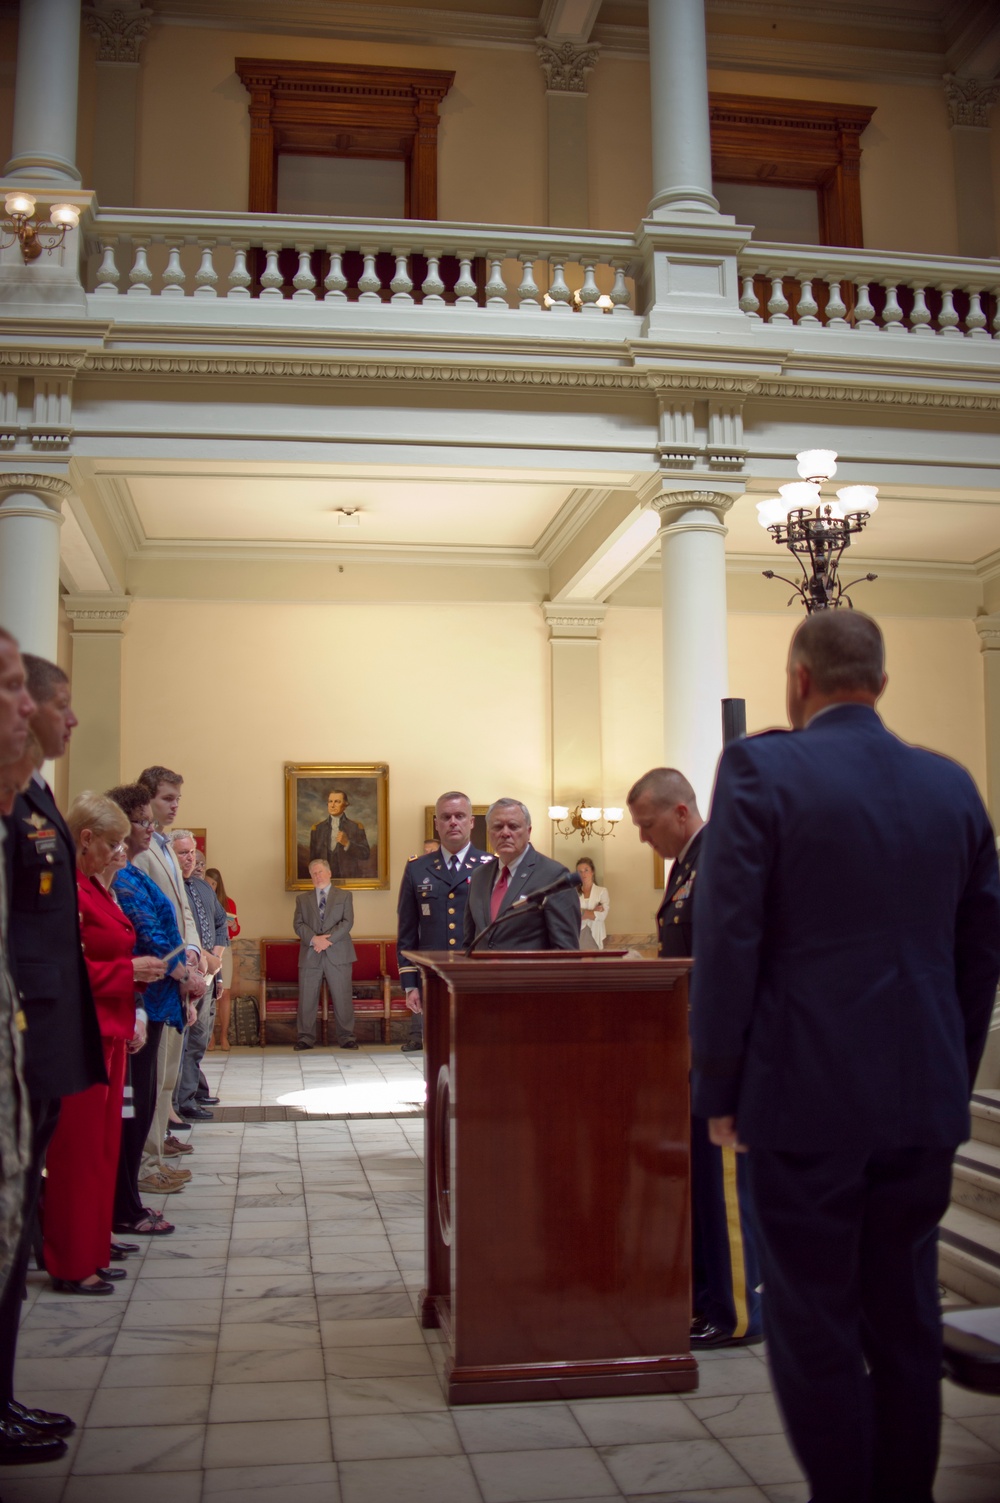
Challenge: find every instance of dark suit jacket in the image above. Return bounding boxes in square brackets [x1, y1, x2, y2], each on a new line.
[308, 815, 370, 879]
[463, 845, 581, 951]
[657, 826, 704, 959]
[690, 704, 1000, 1151]
[293, 886, 356, 971]
[397, 846, 491, 990]
[2, 778, 105, 1099]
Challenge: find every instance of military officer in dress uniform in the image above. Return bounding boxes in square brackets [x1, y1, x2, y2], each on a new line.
[395, 791, 489, 1052]
[628, 766, 762, 1350]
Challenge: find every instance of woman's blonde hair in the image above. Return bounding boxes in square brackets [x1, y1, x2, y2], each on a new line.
[66, 791, 130, 848]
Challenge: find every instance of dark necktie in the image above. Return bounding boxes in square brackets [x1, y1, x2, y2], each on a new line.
[490, 866, 510, 922]
[318, 890, 327, 923]
[188, 880, 212, 948]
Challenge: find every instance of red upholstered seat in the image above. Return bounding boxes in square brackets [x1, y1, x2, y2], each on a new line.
[258, 936, 415, 1045]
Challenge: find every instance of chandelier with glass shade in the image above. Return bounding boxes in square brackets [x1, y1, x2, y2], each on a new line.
[756, 449, 879, 612]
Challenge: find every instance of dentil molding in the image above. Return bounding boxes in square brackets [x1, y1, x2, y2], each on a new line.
[542, 601, 606, 639]
[62, 594, 133, 630]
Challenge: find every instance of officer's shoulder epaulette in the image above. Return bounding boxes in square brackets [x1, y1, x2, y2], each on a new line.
[478, 853, 492, 863]
[407, 853, 420, 862]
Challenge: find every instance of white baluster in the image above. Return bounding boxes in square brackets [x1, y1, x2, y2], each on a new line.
[517, 256, 541, 311]
[824, 279, 849, 330]
[881, 283, 906, 335]
[796, 277, 819, 328]
[127, 241, 152, 296]
[910, 285, 933, 336]
[193, 243, 218, 299]
[390, 252, 413, 305]
[94, 241, 120, 296]
[853, 283, 877, 333]
[610, 262, 632, 315]
[993, 290, 1000, 339]
[358, 250, 382, 304]
[228, 247, 251, 299]
[454, 256, 477, 308]
[937, 285, 961, 339]
[324, 250, 348, 302]
[739, 273, 760, 320]
[484, 256, 508, 309]
[259, 248, 284, 301]
[965, 288, 988, 341]
[158, 246, 184, 298]
[292, 250, 316, 301]
[578, 261, 601, 316]
[548, 259, 572, 314]
[421, 255, 445, 308]
[766, 273, 790, 325]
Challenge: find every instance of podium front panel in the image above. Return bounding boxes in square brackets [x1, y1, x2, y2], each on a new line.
[410, 952, 696, 1404]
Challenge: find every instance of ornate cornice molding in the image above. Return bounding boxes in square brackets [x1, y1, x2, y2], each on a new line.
[976, 613, 1000, 651]
[83, 5, 154, 65]
[651, 488, 737, 529]
[542, 601, 606, 639]
[944, 75, 1000, 128]
[535, 38, 600, 93]
[62, 593, 132, 630]
[0, 472, 72, 507]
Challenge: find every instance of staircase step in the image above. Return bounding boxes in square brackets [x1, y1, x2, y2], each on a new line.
[940, 1203, 1000, 1305]
[953, 1137, 1000, 1222]
[971, 1093, 1000, 1148]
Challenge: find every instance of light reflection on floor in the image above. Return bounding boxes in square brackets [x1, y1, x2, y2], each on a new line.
[276, 1080, 427, 1114]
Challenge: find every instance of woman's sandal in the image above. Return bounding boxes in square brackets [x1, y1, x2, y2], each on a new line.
[112, 1210, 174, 1236]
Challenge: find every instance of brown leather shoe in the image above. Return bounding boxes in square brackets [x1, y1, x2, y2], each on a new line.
[163, 1135, 194, 1156]
[137, 1171, 185, 1195]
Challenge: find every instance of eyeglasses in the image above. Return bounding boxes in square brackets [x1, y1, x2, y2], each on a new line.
[131, 818, 155, 830]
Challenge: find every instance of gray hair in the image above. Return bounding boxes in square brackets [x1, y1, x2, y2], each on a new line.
[309, 857, 332, 872]
[435, 790, 472, 813]
[626, 768, 700, 817]
[169, 829, 196, 845]
[487, 797, 531, 826]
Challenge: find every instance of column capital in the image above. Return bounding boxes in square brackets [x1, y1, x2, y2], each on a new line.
[976, 614, 1000, 651]
[63, 594, 132, 633]
[542, 602, 606, 640]
[944, 75, 1000, 128]
[650, 486, 740, 530]
[535, 39, 600, 93]
[0, 471, 71, 512]
[83, 4, 153, 66]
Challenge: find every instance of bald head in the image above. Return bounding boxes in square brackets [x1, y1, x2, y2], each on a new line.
[787, 610, 886, 729]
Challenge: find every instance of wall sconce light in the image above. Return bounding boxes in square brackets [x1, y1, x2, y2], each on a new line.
[548, 803, 624, 842]
[2, 193, 80, 263]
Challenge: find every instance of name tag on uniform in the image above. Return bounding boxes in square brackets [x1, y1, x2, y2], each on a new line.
[27, 828, 57, 856]
[421, 903, 431, 916]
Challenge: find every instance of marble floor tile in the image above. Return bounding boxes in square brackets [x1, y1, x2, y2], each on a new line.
[212, 1346, 327, 1384]
[63, 1473, 204, 1503]
[202, 1416, 334, 1468]
[71, 1422, 205, 1474]
[454, 1404, 590, 1454]
[209, 1377, 329, 1423]
[323, 1374, 450, 1416]
[0, 1478, 66, 1503]
[15, 1356, 108, 1390]
[110, 1325, 219, 1356]
[570, 1398, 710, 1446]
[685, 1394, 785, 1440]
[470, 1445, 620, 1502]
[687, 1360, 772, 1398]
[630, 1490, 767, 1503]
[316, 1291, 416, 1320]
[313, 1271, 407, 1295]
[223, 1273, 316, 1299]
[22, 1299, 124, 1328]
[226, 1254, 312, 1276]
[126, 1274, 227, 1300]
[216, 1320, 321, 1352]
[132, 1256, 228, 1279]
[320, 1315, 426, 1346]
[932, 1463, 1000, 1501]
[338, 1453, 482, 1503]
[16, 1325, 118, 1359]
[99, 1352, 216, 1387]
[719, 1435, 804, 1487]
[86, 1382, 212, 1427]
[332, 1410, 463, 1459]
[311, 1252, 399, 1274]
[954, 1413, 1000, 1454]
[599, 1439, 752, 1495]
[758, 1486, 810, 1503]
[142, 1240, 231, 1261]
[201, 1461, 341, 1503]
[121, 1297, 223, 1328]
[943, 1381, 1000, 1419]
[221, 1293, 318, 1325]
[323, 1343, 436, 1379]
[311, 1234, 394, 1254]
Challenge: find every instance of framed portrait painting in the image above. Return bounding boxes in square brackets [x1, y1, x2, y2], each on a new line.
[285, 763, 389, 891]
[423, 804, 493, 855]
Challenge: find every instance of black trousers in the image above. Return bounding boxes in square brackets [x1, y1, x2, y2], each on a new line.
[690, 1115, 761, 1339]
[748, 1144, 954, 1503]
[0, 1096, 62, 1403]
[113, 1021, 163, 1227]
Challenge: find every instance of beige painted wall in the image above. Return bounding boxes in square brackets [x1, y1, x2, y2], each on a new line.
[119, 598, 551, 941]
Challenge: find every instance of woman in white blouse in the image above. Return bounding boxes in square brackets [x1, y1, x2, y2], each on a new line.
[577, 857, 610, 950]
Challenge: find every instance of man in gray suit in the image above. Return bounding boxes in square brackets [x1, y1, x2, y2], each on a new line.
[463, 799, 580, 951]
[294, 858, 357, 1050]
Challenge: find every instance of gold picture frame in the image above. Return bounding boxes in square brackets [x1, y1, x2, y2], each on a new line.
[285, 762, 389, 891]
[654, 852, 665, 888]
[423, 804, 493, 855]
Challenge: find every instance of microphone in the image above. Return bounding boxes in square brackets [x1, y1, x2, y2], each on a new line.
[512, 869, 584, 906]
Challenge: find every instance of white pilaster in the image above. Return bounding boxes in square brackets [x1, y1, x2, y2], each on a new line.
[542, 603, 606, 810]
[3, 0, 82, 185]
[944, 76, 1000, 260]
[63, 594, 132, 798]
[646, 0, 718, 219]
[0, 474, 68, 658]
[536, 40, 600, 228]
[83, 2, 154, 206]
[653, 487, 739, 813]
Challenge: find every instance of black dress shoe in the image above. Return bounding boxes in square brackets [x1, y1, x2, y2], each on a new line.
[339, 1039, 359, 1049]
[110, 1241, 139, 1259]
[196, 1095, 220, 1106]
[96, 1267, 127, 1281]
[4, 1400, 75, 1438]
[690, 1316, 763, 1349]
[51, 1277, 115, 1295]
[0, 1417, 68, 1463]
[178, 1106, 214, 1122]
[400, 1040, 423, 1052]
[293, 1041, 313, 1051]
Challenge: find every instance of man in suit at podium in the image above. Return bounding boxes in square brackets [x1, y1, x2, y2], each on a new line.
[294, 857, 357, 1050]
[691, 610, 1000, 1503]
[628, 767, 761, 1351]
[463, 798, 580, 951]
[396, 791, 490, 1051]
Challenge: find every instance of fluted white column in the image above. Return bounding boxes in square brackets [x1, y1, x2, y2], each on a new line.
[3, 0, 82, 184]
[653, 489, 737, 812]
[646, 0, 718, 218]
[0, 475, 67, 659]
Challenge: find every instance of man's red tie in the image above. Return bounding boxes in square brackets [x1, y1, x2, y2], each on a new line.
[490, 866, 509, 922]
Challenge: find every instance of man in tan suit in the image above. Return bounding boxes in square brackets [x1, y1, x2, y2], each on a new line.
[294, 858, 357, 1050]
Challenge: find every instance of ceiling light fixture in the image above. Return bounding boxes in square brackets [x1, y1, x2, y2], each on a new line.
[334, 507, 361, 527]
[756, 449, 878, 612]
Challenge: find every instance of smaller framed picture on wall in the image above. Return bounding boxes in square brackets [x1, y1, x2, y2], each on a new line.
[285, 763, 389, 891]
[423, 804, 493, 855]
[654, 852, 665, 888]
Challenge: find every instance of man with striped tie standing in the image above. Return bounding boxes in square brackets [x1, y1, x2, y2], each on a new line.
[294, 858, 357, 1050]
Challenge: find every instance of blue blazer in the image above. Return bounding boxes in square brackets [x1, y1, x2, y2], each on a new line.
[690, 704, 1000, 1151]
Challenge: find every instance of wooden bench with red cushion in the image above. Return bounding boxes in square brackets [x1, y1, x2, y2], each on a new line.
[259, 937, 411, 1045]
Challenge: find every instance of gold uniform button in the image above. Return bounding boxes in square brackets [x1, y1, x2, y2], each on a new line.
[448, 922, 455, 930]
[448, 891, 456, 898]
[448, 938, 456, 946]
[673, 916, 680, 924]
[448, 907, 455, 915]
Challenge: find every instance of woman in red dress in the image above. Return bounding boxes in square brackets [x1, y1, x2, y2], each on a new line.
[43, 793, 165, 1294]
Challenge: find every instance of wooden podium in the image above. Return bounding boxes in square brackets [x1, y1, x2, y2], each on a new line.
[408, 950, 696, 1405]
